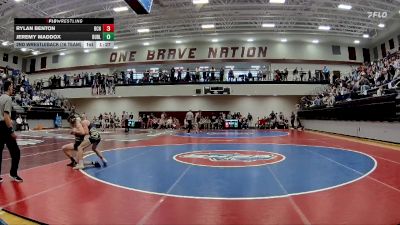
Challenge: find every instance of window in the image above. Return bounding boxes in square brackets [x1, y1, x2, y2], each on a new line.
[3, 53, 8, 62]
[52, 55, 59, 64]
[22, 59, 27, 73]
[30, 58, 36, 73]
[40, 57, 47, 69]
[332, 45, 341, 55]
[381, 43, 386, 58]
[389, 39, 395, 49]
[362, 48, 370, 63]
[398, 35, 400, 50]
[348, 47, 356, 60]
[373, 47, 378, 60]
[13, 56, 18, 64]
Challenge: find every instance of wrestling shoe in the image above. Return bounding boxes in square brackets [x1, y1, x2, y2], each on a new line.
[9, 174, 23, 183]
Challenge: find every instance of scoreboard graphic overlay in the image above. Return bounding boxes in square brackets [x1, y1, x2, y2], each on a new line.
[14, 18, 115, 49]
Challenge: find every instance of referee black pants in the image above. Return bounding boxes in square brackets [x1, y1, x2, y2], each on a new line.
[125, 119, 129, 133]
[187, 120, 192, 133]
[0, 121, 21, 176]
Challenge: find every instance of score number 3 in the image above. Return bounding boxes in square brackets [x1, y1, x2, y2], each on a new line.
[102, 24, 114, 32]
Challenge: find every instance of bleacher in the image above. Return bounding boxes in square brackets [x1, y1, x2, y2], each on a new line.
[23, 105, 69, 120]
[299, 89, 400, 121]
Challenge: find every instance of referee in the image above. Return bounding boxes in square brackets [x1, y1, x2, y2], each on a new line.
[0, 80, 23, 183]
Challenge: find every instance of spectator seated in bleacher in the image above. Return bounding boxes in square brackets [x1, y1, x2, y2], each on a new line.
[300, 50, 400, 110]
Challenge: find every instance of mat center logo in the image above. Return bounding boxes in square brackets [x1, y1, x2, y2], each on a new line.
[174, 150, 285, 167]
[17, 139, 44, 146]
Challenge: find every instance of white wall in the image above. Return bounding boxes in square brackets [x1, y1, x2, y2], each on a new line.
[302, 120, 400, 143]
[267, 42, 362, 62]
[26, 41, 364, 72]
[51, 83, 326, 98]
[70, 96, 299, 121]
[0, 50, 23, 71]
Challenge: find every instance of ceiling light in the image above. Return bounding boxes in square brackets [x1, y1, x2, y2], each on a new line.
[113, 6, 128, 12]
[211, 39, 218, 42]
[193, 0, 208, 4]
[1, 41, 8, 46]
[137, 28, 150, 33]
[57, 49, 67, 51]
[312, 40, 319, 43]
[281, 38, 287, 42]
[269, 0, 285, 3]
[113, 46, 119, 49]
[318, 25, 331, 30]
[338, 4, 352, 10]
[378, 23, 385, 28]
[247, 38, 254, 42]
[60, 52, 65, 56]
[21, 48, 27, 52]
[32, 51, 39, 55]
[14, 0, 23, 2]
[354, 40, 360, 44]
[262, 23, 275, 28]
[143, 42, 150, 46]
[176, 40, 182, 44]
[363, 34, 369, 38]
[201, 24, 215, 29]
[84, 49, 90, 53]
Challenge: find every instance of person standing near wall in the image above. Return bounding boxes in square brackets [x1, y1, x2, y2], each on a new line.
[219, 67, 224, 82]
[185, 110, 194, 133]
[194, 110, 201, 133]
[228, 69, 234, 82]
[177, 68, 182, 81]
[122, 111, 129, 133]
[293, 67, 299, 81]
[247, 113, 253, 128]
[290, 112, 296, 129]
[322, 65, 330, 82]
[170, 67, 176, 82]
[22, 116, 29, 131]
[295, 104, 304, 130]
[195, 67, 200, 82]
[211, 67, 216, 81]
[0, 81, 23, 182]
[16, 115, 23, 131]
